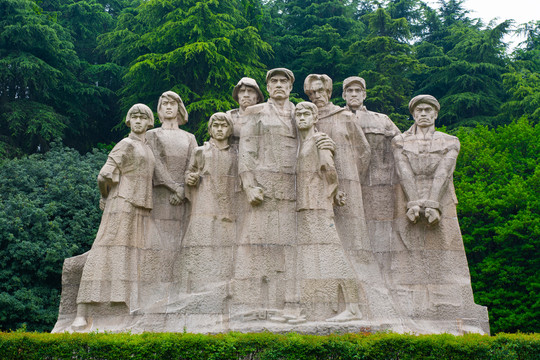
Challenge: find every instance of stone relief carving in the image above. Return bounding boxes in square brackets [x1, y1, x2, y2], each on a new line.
[304, 74, 401, 324]
[295, 101, 361, 323]
[143, 91, 198, 311]
[227, 77, 264, 145]
[53, 75, 489, 336]
[71, 104, 156, 330]
[171, 112, 237, 316]
[390, 95, 488, 333]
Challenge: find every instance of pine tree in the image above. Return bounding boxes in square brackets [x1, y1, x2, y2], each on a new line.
[99, 0, 271, 140]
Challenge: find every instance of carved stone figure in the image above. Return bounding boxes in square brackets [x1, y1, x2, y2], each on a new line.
[144, 91, 198, 310]
[391, 95, 489, 333]
[233, 69, 335, 322]
[233, 68, 299, 321]
[53, 75, 489, 336]
[171, 113, 237, 316]
[295, 101, 361, 323]
[226, 78, 265, 239]
[342, 76, 401, 286]
[304, 74, 400, 323]
[227, 77, 264, 144]
[304, 74, 370, 253]
[71, 104, 157, 330]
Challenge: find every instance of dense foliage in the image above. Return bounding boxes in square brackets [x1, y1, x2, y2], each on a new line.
[0, 0, 538, 334]
[0, 144, 107, 331]
[2, 0, 539, 154]
[0, 331, 538, 359]
[455, 120, 540, 334]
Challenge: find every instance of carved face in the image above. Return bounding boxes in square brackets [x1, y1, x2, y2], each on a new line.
[209, 119, 231, 140]
[267, 74, 292, 100]
[129, 111, 151, 134]
[307, 80, 330, 108]
[295, 107, 316, 130]
[158, 97, 179, 122]
[343, 84, 366, 109]
[238, 85, 259, 110]
[413, 103, 438, 128]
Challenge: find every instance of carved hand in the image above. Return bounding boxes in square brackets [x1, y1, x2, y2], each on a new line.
[169, 186, 185, 205]
[186, 172, 200, 187]
[334, 191, 347, 206]
[169, 193, 182, 205]
[314, 132, 336, 153]
[425, 207, 441, 225]
[99, 197, 107, 211]
[246, 186, 264, 205]
[406, 205, 421, 223]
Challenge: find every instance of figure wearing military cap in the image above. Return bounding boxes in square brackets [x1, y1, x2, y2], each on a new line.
[389, 95, 484, 324]
[227, 77, 264, 144]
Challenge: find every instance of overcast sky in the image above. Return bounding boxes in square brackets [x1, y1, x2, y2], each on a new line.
[425, 0, 540, 49]
[461, 0, 540, 25]
[426, 0, 540, 24]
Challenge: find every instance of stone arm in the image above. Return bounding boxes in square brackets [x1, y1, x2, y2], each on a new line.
[185, 146, 204, 188]
[153, 157, 182, 193]
[349, 119, 371, 179]
[97, 151, 122, 210]
[318, 147, 346, 207]
[146, 133, 185, 199]
[427, 138, 460, 210]
[98, 158, 119, 194]
[239, 117, 264, 205]
[392, 136, 422, 221]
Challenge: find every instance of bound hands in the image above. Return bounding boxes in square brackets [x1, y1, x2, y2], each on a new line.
[246, 186, 264, 206]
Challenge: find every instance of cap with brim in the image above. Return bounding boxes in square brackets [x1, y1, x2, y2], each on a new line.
[343, 76, 366, 91]
[409, 94, 440, 114]
[232, 77, 264, 104]
[266, 68, 295, 84]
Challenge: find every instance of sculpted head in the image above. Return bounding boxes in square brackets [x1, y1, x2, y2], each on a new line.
[158, 91, 189, 126]
[295, 101, 319, 131]
[126, 104, 154, 134]
[266, 68, 294, 100]
[304, 74, 332, 108]
[342, 76, 367, 111]
[232, 77, 264, 111]
[409, 95, 440, 128]
[208, 112, 233, 141]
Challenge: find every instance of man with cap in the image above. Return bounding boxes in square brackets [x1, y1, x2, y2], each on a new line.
[342, 77, 401, 280]
[233, 68, 334, 323]
[342, 76, 401, 181]
[303, 74, 371, 256]
[392, 94, 458, 225]
[304, 74, 402, 323]
[390, 95, 486, 327]
[227, 77, 264, 144]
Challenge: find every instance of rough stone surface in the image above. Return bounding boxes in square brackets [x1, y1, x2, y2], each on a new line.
[52, 80, 489, 336]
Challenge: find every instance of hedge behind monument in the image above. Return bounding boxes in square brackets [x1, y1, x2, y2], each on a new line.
[0, 332, 538, 359]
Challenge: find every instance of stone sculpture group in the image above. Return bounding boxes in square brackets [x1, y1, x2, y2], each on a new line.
[52, 68, 490, 335]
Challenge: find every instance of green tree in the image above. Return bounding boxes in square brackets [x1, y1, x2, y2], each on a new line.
[0, 143, 107, 331]
[0, 0, 125, 156]
[413, 5, 511, 128]
[100, 0, 271, 140]
[454, 120, 540, 333]
[261, 0, 364, 98]
[343, 7, 421, 129]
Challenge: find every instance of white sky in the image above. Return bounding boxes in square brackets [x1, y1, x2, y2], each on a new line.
[461, 0, 540, 25]
[425, 0, 540, 49]
[426, 0, 540, 24]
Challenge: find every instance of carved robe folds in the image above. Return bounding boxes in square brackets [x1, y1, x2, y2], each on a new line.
[77, 134, 154, 311]
[234, 99, 298, 316]
[392, 125, 489, 331]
